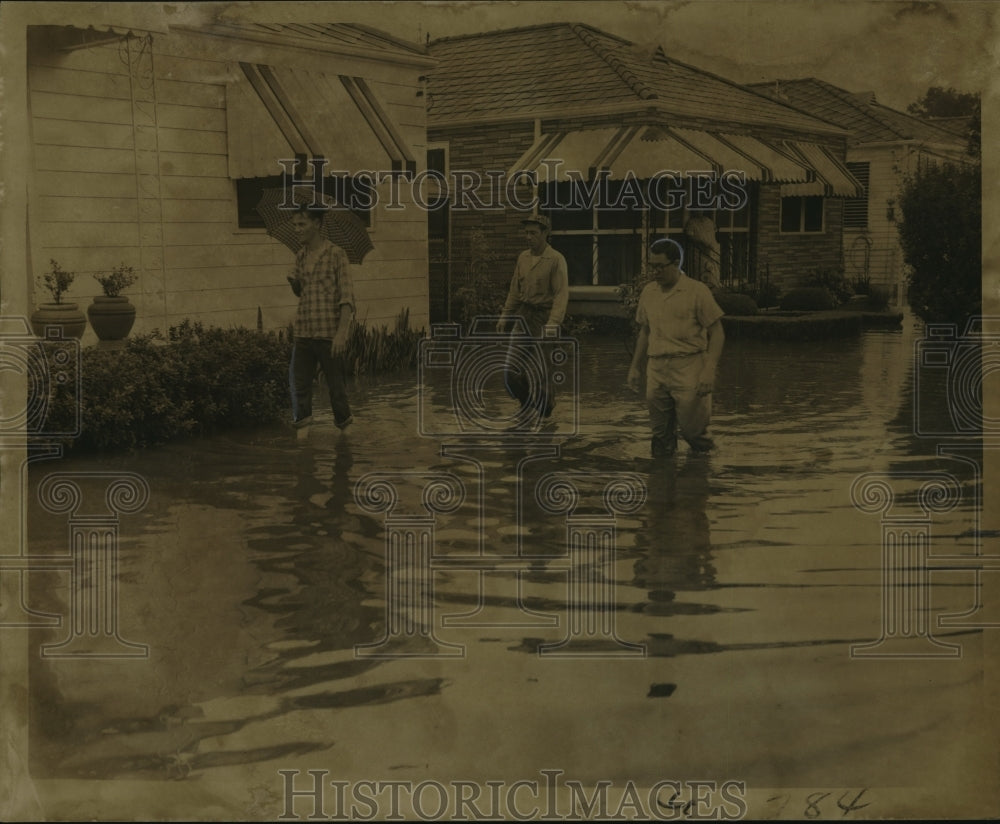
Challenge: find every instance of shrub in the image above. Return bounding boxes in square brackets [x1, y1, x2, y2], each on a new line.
[94, 263, 138, 297]
[779, 287, 838, 311]
[39, 259, 75, 304]
[166, 320, 291, 431]
[805, 268, 853, 305]
[712, 290, 758, 316]
[866, 285, 891, 312]
[738, 281, 781, 309]
[343, 308, 425, 376]
[898, 160, 981, 325]
[40, 335, 198, 451]
[850, 274, 872, 296]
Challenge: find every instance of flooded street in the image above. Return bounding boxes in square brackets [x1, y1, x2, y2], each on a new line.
[25, 315, 992, 819]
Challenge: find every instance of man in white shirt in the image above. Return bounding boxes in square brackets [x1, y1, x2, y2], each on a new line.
[627, 237, 725, 457]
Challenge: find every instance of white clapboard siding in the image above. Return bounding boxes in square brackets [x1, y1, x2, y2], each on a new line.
[37, 170, 138, 199]
[164, 240, 292, 271]
[29, 63, 132, 100]
[160, 176, 235, 201]
[844, 145, 909, 297]
[38, 196, 139, 224]
[30, 25, 430, 335]
[33, 119, 135, 150]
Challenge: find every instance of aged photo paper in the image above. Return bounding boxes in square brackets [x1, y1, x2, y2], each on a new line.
[1, 1, 997, 820]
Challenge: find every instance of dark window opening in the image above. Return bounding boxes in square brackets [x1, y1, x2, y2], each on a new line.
[236, 174, 373, 229]
[780, 196, 824, 233]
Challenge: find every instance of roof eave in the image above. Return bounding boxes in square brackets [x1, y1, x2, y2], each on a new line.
[428, 101, 849, 138]
[173, 22, 438, 68]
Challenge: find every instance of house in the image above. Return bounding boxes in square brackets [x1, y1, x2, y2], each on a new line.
[24, 15, 435, 340]
[747, 78, 970, 304]
[424, 23, 865, 321]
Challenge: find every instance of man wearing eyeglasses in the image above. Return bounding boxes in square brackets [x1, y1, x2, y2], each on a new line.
[626, 237, 725, 457]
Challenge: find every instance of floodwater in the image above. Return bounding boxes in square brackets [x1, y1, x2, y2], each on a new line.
[24, 314, 994, 819]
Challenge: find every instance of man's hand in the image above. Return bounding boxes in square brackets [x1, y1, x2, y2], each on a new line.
[627, 366, 641, 394]
[331, 334, 349, 355]
[696, 367, 716, 396]
[495, 316, 507, 334]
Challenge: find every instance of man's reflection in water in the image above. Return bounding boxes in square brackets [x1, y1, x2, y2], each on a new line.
[633, 455, 717, 615]
[327, 438, 355, 513]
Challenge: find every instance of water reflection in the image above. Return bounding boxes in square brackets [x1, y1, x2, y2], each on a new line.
[633, 456, 718, 613]
[25, 321, 986, 787]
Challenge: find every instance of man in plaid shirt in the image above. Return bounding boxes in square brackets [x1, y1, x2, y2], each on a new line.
[287, 205, 355, 431]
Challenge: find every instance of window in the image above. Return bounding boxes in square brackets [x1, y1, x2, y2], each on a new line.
[780, 196, 824, 233]
[843, 162, 870, 229]
[545, 178, 644, 287]
[236, 174, 373, 229]
[542, 175, 755, 287]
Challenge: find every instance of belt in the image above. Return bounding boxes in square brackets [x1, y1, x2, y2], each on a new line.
[650, 351, 702, 358]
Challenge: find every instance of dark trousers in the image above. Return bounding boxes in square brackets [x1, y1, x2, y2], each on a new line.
[290, 337, 351, 425]
[503, 304, 555, 416]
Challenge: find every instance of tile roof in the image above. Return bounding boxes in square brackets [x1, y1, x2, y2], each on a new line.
[746, 78, 966, 147]
[427, 23, 843, 136]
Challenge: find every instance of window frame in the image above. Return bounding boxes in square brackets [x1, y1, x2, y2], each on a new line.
[779, 195, 825, 234]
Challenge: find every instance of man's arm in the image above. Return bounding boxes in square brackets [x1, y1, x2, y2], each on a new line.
[697, 319, 725, 396]
[497, 256, 523, 332]
[332, 250, 355, 352]
[287, 255, 303, 296]
[546, 255, 570, 327]
[333, 303, 354, 353]
[627, 325, 649, 393]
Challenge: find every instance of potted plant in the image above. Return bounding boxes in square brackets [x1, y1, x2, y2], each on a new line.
[88, 263, 138, 341]
[30, 259, 87, 339]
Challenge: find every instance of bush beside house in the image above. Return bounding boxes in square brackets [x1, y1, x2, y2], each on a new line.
[897, 161, 981, 326]
[37, 315, 425, 452]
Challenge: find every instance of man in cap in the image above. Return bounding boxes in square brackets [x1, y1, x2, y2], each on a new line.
[496, 213, 569, 417]
[627, 237, 725, 457]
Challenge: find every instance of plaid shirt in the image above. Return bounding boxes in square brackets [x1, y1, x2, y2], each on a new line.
[293, 239, 355, 339]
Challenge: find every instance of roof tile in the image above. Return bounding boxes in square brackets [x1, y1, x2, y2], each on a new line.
[427, 23, 841, 135]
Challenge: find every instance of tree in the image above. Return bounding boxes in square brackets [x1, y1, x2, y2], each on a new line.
[897, 161, 981, 326]
[906, 86, 979, 118]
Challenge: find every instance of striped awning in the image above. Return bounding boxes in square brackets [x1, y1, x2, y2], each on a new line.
[778, 141, 865, 197]
[509, 127, 631, 182]
[508, 126, 862, 195]
[227, 64, 416, 179]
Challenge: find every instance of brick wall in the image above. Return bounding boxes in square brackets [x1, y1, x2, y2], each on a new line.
[756, 184, 845, 289]
[431, 123, 538, 287]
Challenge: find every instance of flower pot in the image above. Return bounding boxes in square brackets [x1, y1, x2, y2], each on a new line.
[87, 296, 136, 341]
[30, 302, 87, 339]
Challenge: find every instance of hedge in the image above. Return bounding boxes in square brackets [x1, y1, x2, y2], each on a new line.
[36, 314, 424, 452]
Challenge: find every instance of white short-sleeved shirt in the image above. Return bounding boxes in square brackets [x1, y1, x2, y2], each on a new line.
[635, 274, 724, 357]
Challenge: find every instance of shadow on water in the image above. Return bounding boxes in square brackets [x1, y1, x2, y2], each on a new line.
[26, 321, 987, 781]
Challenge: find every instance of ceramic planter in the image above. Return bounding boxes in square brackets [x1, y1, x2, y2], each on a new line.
[30, 302, 87, 339]
[87, 296, 136, 341]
